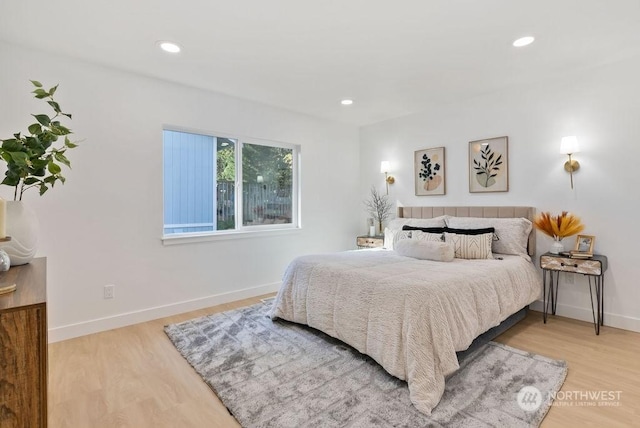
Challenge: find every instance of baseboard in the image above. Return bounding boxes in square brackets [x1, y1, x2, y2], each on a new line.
[529, 300, 640, 333]
[48, 282, 281, 343]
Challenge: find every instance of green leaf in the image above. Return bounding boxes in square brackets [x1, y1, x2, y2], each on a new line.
[64, 138, 78, 148]
[9, 151, 29, 165]
[33, 114, 51, 126]
[39, 184, 49, 196]
[48, 162, 62, 174]
[50, 124, 71, 135]
[24, 177, 40, 185]
[47, 100, 61, 113]
[61, 113, 72, 119]
[1, 176, 20, 186]
[28, 123, 41, 135]
[2, 139, 23, 152]
[25, 136, 42, 150]
[54, 152, 71, 168]
[32, 88, 48, 97]
[30, 80, 43, 88]
[32, 159, 49, 169]
[41, 132, 57, 145]
[49, 85, 58, 96]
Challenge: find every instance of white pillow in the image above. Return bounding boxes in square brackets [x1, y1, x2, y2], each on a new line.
[395, 239, 454, 262]
[444, 231, 494, 260]
[383, 228, 411, 250]
[386, 215, 448, 232]
[412, 230, 444, 242]
[446, 217, 532, 260]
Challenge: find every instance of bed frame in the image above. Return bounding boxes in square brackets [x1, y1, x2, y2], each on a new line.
[397, 206, 536, 360]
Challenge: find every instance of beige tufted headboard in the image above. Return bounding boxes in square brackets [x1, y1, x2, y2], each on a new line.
[398, 206, 536, 257]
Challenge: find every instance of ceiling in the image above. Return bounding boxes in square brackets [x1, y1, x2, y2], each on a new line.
[2, 1, 639, 126]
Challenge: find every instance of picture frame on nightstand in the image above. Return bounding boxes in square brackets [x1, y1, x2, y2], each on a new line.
[572, 234, 595, 257]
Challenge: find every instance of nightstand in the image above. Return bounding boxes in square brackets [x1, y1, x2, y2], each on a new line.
[356, 235, 384, 249]
[540, 252, 608, 335]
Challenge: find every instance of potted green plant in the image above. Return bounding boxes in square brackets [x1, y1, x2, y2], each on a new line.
[0, 81, 79, 265]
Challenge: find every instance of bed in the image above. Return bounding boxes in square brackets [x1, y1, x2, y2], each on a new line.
[270, 206, 541, 415]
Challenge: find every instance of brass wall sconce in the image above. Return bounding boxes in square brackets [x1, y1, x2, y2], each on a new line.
[380, 161, 395, 195]
[560, 136, 580, 189]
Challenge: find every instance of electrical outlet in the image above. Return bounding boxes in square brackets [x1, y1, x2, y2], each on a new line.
[104, 284, 115, 299]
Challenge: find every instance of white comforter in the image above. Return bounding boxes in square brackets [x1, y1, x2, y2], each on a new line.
[270, 249, 541, 415]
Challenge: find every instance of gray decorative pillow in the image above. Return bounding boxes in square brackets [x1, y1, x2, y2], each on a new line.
[395, 239, 454, 262]
[444, 232, 494, 259]
[446, 217, 532, 260]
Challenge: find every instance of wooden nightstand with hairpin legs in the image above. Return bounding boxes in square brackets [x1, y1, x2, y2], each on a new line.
[540, 252, 608, 335]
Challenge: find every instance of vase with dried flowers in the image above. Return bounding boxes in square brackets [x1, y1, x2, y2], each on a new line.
[364, 186, 393, 235]
[534, 211, 585, 254]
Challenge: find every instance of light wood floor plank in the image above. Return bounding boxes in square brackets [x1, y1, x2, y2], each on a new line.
[48, 296, 639, 427]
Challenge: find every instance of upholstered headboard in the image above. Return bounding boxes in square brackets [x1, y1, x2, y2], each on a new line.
[397, 206, 536, 257]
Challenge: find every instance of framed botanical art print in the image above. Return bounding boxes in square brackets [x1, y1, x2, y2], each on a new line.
[469, 136, 508, 193]
[415, 147, 445, 196]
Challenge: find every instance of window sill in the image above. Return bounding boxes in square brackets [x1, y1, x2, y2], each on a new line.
[161, 226, 302, 246]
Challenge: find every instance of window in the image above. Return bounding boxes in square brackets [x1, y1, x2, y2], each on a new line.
[163, 129, 299, 237]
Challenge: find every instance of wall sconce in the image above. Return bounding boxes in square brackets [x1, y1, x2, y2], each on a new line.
[560, 136, 580, 189]
[380, 161, 395, 195]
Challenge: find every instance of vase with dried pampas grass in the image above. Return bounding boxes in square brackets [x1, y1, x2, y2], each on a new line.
[534, 211, 585, 254]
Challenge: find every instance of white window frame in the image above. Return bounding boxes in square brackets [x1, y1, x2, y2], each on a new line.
[161, 126, 301, 245]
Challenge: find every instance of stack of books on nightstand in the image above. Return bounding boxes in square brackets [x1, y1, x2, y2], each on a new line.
[569, 251, 593, 259]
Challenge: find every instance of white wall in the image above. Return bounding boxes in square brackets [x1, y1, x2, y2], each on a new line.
[0, 42, 361, 341]
[360, 56, 640, 332]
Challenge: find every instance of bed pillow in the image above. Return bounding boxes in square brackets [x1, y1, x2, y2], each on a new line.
[386, 215, 448, 232]
[395, 239, 454, 262]
[444, 231, 494, 259]
[446, 217, 532, 260]
[411, 230, 445, 242]
[402, 225, 446, 233]
[405, 216, 448, 228]
[444, 227, 495, 236]
[383, 228, 411, 250]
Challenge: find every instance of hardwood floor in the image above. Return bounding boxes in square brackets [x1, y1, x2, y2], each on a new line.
[49, 296, 640, 427]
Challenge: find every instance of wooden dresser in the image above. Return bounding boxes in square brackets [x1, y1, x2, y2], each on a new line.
[0, 257, 47, 428]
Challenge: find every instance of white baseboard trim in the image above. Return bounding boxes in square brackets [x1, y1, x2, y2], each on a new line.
[48, 282, 281, 343]
[529, 300, 640, 333]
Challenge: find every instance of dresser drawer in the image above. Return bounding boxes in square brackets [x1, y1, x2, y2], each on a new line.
[356, 236, 384, 248]
[540, 255, 602, 275]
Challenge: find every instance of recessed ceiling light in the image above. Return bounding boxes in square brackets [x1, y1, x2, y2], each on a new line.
[341, 99, 353, 105]
[158, 41, 181, 53]
[513, 36, 535, 47]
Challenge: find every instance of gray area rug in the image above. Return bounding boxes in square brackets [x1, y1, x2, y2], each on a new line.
[165, 301, 567, 427]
